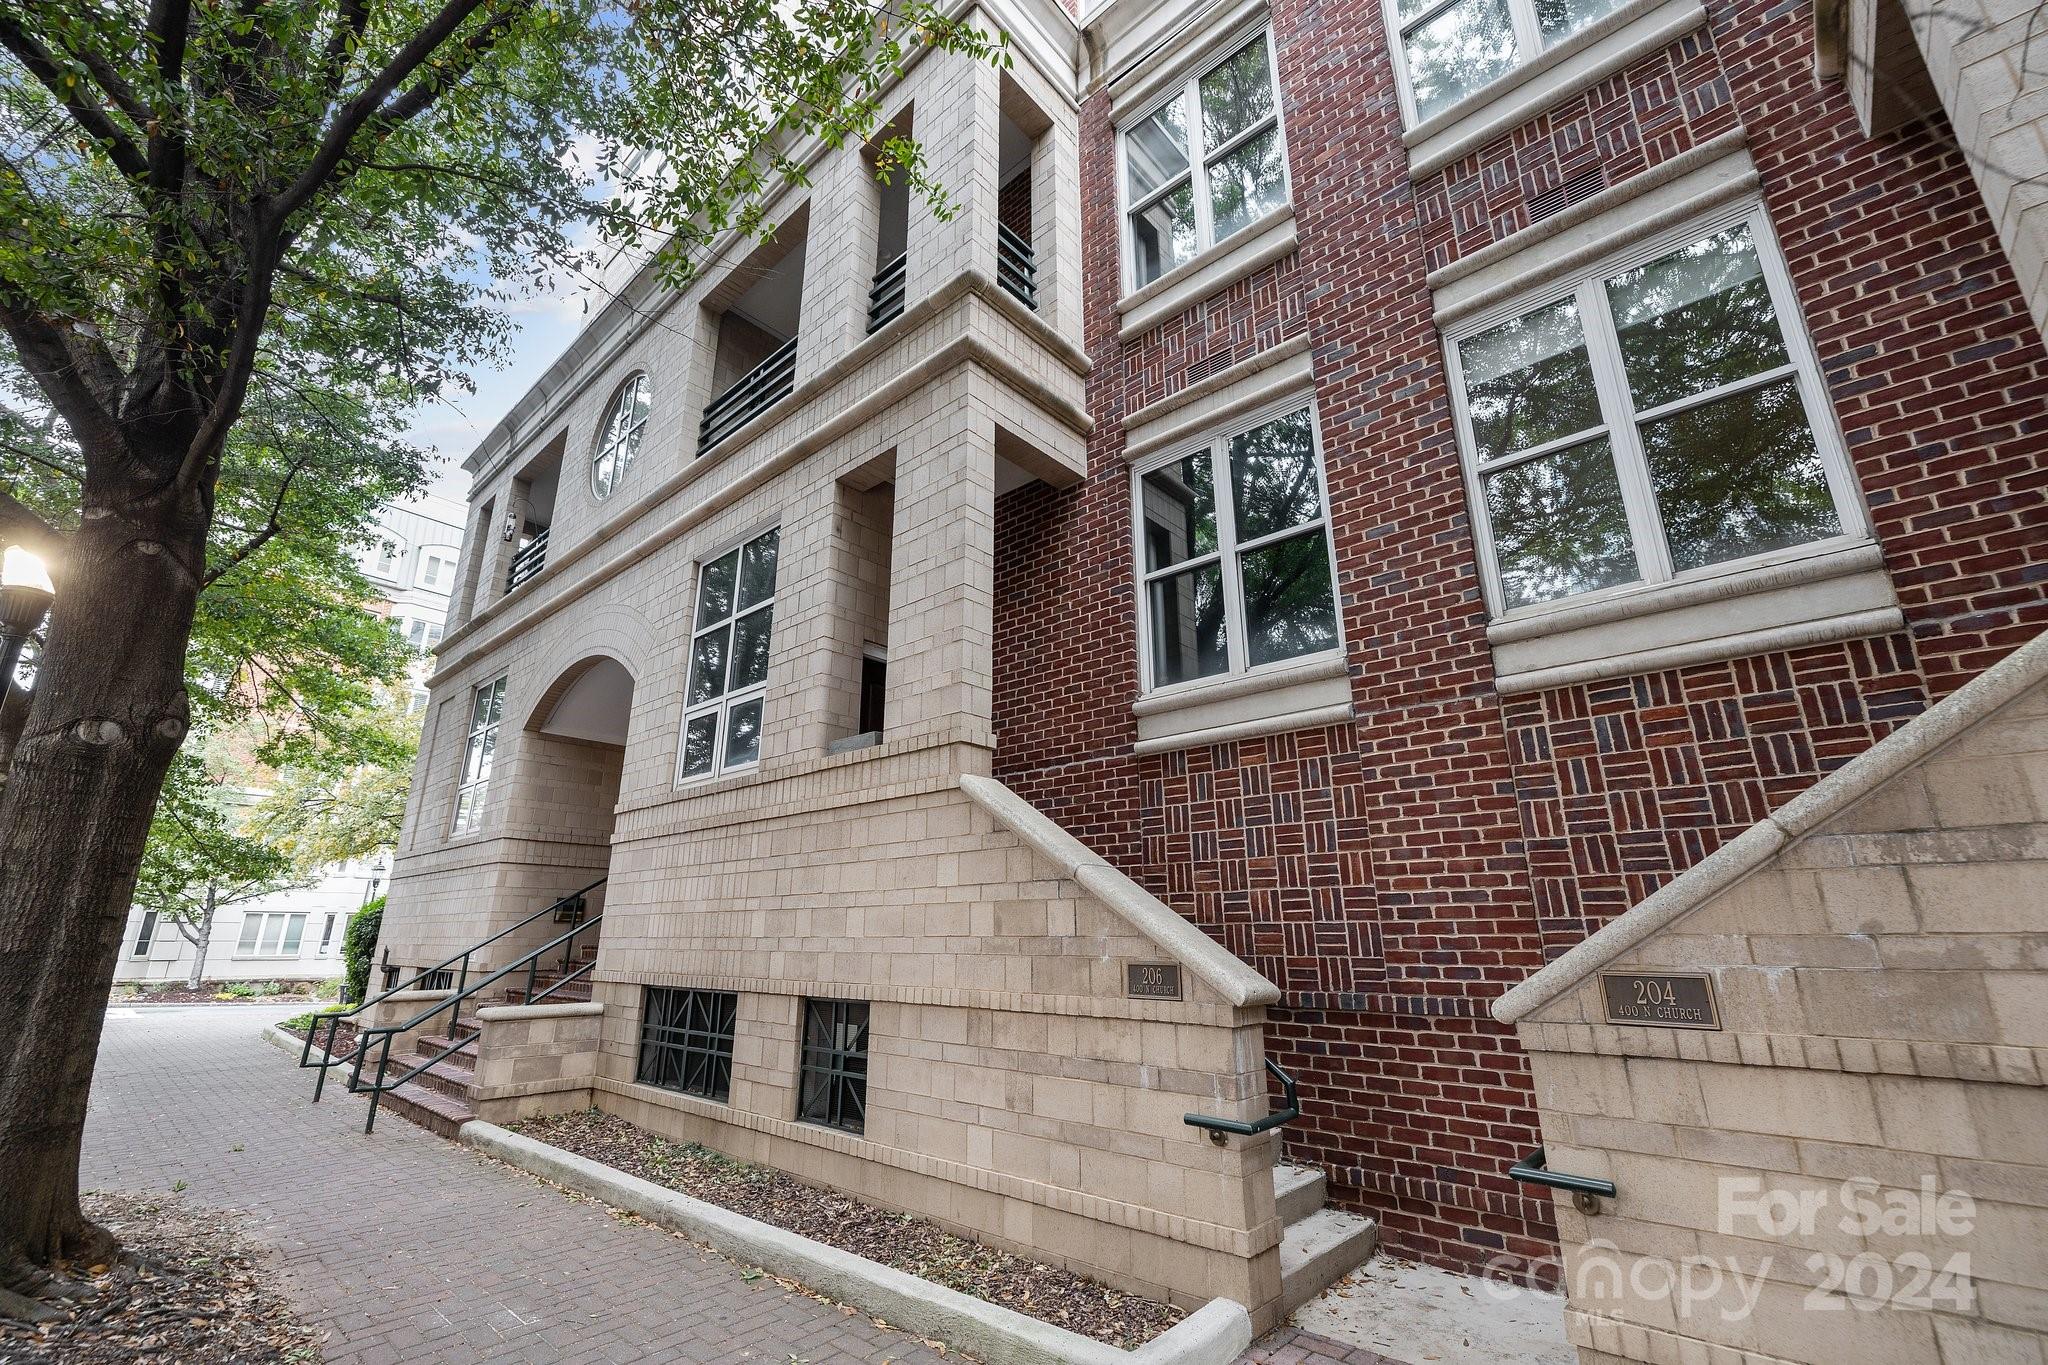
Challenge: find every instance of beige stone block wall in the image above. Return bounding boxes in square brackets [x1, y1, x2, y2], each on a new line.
[472, 1003, 604, 1124]
[1504, 662, 2048, 1363]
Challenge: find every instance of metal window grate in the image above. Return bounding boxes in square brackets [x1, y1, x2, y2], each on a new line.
[638, 988, 738, 1101]
[996, 224, 1038, 311]
[796, 998, 869, 1134]
[867, 254, 907, 333]
[419, 968, 455, 991]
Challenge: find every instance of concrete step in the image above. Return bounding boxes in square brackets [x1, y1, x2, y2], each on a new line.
[377, 1080, 475, 1139]
[499, 981, 594, 1006]
[1279, 1208, 1379, 1315]
[1274, 1164, 1328, 1225]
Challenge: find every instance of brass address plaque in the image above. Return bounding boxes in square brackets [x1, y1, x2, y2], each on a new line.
[1599, 971, 1720, 1030]
[1126, 962, 1183, 1001]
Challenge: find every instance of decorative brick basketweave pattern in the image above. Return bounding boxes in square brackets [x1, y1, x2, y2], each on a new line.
[993, 0, 2048, 1279]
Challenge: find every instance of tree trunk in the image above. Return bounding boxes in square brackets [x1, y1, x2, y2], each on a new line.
[184, 887, 216, 991]
[0, 482, 202, 1272]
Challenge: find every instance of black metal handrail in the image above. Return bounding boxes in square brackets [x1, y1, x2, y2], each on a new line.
[996, 223, 1037, 311]
[698, 334, 798, 454]
[298, 877, 605, 1100]
[506, 528, 550, 591]
[1509, 1147, 1617, 1213]
[867, 253, 907, 333]
[1185, 1059, 1299, 1143]
[344, 911, 603, 1132]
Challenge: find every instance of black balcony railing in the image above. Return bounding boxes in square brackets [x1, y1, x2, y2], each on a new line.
[867, 253, 907, 333]
[996, 223, 1038, 311]
[698, 335, 798, 455]
[506, 527, 549, 591]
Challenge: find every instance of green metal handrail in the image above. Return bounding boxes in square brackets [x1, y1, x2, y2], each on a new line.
[298, 876, 605, 1100]
[1184, 1059, 1299, 1144]
[345, 911, 603, 1132]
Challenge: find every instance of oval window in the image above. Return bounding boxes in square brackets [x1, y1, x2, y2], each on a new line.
[591, 372, 651, 500]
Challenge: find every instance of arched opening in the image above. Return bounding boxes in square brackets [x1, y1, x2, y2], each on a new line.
[492, 654, 636, 968]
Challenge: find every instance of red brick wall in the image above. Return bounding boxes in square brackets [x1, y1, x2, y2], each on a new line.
[994, 0, 2048, 1281]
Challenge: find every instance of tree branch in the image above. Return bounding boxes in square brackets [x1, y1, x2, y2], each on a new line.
[0, 13, 149, 182]
[201, 455, 308, 587]
[0, 488, 62, 558]
[270, 0, 500, 228]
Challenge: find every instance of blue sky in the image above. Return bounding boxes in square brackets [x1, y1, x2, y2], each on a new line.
[403, 294, 586, 504]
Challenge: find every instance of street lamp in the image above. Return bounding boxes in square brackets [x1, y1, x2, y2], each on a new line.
[361, 852, 387, 906]
[0, 546, 54, 687]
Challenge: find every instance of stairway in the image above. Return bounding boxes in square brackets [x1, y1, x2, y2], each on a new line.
[1274, 1163, 1379, 1314]
[365, 950, 596, 1137]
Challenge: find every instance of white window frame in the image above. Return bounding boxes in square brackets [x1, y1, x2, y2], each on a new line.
[132, 910, 158, 957]
[452, 675, 507, 834]
[676, 525, 780, 784]
[1117, 25, 1291, 296]
[419, 551, 453, 591]
[1443, 200, 1867, 622]
[591, 372, 652, 501]
[372, 538, 401, 578]
[236, 911, 307, 958]
[1130, 394, 1344, 696]
[1382, 0, 1627, 127]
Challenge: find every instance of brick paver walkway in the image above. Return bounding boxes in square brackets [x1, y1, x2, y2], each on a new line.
[83, 1006, 952, 1365]
[82, 1005, 1393, 1365]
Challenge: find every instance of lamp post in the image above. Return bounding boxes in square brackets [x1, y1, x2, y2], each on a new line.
[0, 546, 54, 690]
[361, 853, 387, 906]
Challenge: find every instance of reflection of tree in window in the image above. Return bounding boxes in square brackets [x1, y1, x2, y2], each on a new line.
[1607, 224, 1787, 410]
[1484, 437, 1637, 607]
[1230, 410, 1336, 666]
[1643, 379, 1837, 571]
[1460, 298, 1603, 462]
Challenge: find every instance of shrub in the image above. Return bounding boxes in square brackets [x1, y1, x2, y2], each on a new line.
[342, 896, 384, 1003]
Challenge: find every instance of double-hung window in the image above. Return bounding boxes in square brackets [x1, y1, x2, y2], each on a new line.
[1134, 402, 1341, 691]
[237, 912, 306, 957]
[452, 676, 507, 834]
[1389, 0, 1629, 124]
[679, 528, 779, 781]
[1446, 205, 1860, 616]
[132, 910, 158, 956]
[1123, 32, 1287, 291]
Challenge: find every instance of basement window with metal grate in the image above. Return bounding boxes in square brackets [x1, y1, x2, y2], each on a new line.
[637, 988, 738, 1102]
[796, 998, 869, 1134]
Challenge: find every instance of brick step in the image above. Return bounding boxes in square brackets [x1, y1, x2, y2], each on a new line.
[383, 1051, 479, 1102]
[414, 1034, 478, 1069]
[1274, 1164, 1328, 1226]
[377, 1080, 475, 1139]
[1279, 1208, 1379, 1315]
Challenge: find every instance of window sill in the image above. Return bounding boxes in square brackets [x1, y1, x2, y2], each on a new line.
[1488, 541, 1903, 695]
[1117, 206, 1297, 342]
[1403, 0, 1707, 182]
[1132, 654, 1352, 754]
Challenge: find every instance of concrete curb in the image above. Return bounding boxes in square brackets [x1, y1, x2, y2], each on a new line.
[460, 1121, 1254, 1365]
[261, 1024, 337, 1067]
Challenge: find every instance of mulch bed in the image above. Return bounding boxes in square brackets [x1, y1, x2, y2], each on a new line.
[111, 986, 329, 1006]
[274, 1015, 358, 1062]
[0, 1193, 322, 1363]
[513, 1108, 1185, 1350]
